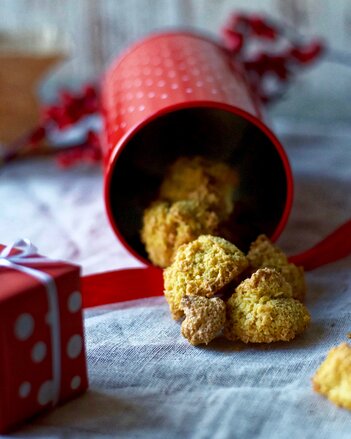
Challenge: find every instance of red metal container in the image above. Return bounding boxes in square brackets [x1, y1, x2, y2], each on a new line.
[101, 31, 293, 264]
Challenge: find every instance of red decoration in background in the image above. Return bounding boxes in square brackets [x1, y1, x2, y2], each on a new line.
[221, 12, 324, 102]
[2, 85, 101, 167]
[42, 85, 99, 129]
[42, 84, 102, 167]
[56, 131, 102, 168]
[289, 42, 323, 63]
[2, 13, 325, 167]
[222, 13, 278, 48]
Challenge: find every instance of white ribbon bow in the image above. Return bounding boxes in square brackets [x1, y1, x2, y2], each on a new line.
[0, 239, 61, 406]
[1, 238, 40, 262]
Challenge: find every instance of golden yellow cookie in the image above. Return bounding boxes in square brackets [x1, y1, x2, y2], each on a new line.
[164, 235, 248, 320]
[180, 295, 226, 345]
[160, 156, 238, 219]
[141, 200, 219, 268]
[224, 268, 310, 343]
[248, 235, 306, 301]
[313, 343, 351, 411]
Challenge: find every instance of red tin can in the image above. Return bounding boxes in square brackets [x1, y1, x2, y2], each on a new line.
[101, 31, 293, 264]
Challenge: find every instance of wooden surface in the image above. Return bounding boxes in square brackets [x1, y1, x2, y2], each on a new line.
[1, 0, 351, 121]
[0, 54, 62, 144]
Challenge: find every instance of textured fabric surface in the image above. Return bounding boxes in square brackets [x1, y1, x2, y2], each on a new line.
[1, 120, 351, 438]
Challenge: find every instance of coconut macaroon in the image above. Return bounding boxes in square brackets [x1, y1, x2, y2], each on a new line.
[180, 295, 226, 346]
[247, 234, 306, 302]
[160, 156, 238, 219]
[224, 268, 310, 343]
[141, 200, 219, 268]
[164, 235, 248, 320]
[313, 343, 351, 411]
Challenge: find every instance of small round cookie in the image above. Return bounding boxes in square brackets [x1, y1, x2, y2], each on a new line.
[180, 295, 226, 346]
[164, 235, 248, 320]
[160, 156, 238, 219]
[141, 200, 219, 268]
[248, 234, 306, 301]
[224, 268, 310, 343]
[313, 343, 351, 411]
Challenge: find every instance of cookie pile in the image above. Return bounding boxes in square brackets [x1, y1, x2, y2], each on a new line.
[164, 234, 309, 345]
[140, 155, 309, 346]
[140, 154, 349, 412]
[141, 156, 238, 267]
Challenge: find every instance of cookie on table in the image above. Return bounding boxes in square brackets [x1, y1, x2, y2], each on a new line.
[164, 235, 248, 320]
[141, 200, 219, 268]
[180, 295, 226, 346]
[248, 234, 306, 301]
[313, 343, 351, 411]
[160, 156, 238, 220]
[224, 268, 310, 343]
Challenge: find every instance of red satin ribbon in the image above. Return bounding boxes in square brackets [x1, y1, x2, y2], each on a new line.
[81, 219, 351, 309]
[82, 266, 163, 309]
[288, 219, 351, 270]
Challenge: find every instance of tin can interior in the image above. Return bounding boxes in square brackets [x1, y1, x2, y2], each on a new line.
[108, 107, 288, 260]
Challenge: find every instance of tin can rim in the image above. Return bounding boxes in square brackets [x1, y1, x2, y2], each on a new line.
[104, 99, 293, 266]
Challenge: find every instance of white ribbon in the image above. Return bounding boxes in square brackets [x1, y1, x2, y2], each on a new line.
[0, 239, 61, 406]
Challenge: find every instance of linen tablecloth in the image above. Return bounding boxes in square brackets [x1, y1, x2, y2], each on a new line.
[0, 120, 350, 438]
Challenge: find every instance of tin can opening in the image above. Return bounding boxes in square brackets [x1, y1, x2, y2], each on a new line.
[108, 106, 289, 263]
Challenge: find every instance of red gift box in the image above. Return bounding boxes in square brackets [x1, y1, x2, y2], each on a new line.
[0, 240, 88, 433]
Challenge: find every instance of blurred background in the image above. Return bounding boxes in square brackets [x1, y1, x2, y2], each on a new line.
[0, 0, 350, 268]
[1, 0, 351, 122]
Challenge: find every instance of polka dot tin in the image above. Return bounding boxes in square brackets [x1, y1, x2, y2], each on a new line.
[101, 31, 293, 263]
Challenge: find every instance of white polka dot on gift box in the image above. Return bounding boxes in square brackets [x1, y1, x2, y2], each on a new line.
[14, 313, 34, 341]
[67, 291, 82, 313]
[66, 334, 83, 359]
[31, 341, 47, 363]
[60, 288, 86, 396]
[13, 290, 86, 407]
[63, 290, 84, 362]
[18, 381, 31, 399]
[10, 302, 53, 409]
[70, 375, 81, 390]
[37, 380, 54, 406]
